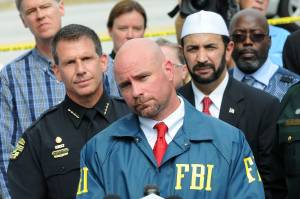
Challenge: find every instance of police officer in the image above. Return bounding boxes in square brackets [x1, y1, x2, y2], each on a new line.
[278, 82, 300, 198]
[7, 24, 130, 199]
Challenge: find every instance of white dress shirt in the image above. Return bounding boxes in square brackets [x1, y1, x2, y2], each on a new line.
[191, 72, 229, 118]
[139, 96, 185, 149]
[233, 57, 279, 90]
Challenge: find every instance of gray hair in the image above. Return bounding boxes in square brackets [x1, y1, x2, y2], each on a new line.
[155, 38, 186, 65]
[15, 0, 60, 11]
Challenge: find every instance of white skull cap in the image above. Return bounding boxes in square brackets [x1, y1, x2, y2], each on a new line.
[181, 10, 229, 39]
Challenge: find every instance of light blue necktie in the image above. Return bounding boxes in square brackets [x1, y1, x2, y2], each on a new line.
[242, 75, 256, 86]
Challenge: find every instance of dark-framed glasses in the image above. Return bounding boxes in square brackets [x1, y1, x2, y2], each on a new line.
[231, 32, 267, 43]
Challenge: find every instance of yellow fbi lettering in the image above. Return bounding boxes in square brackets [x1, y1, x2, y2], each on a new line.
[175, 164, 214, 191]
[244, 156, 261, 183]
[77, 167, 88, 195]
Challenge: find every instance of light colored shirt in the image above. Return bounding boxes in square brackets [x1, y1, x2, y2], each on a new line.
[103, 56, 121, 98]
[233, 57, 278, 90]
[269, 25, 290, 67]
[139, 96, 184, 149]
[0, 48, 65, 199]
[191, 72, 229, 118]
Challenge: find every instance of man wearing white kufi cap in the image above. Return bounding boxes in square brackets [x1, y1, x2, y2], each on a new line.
[178, 10, 281, 198]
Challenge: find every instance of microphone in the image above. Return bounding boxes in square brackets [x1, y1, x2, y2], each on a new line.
[103, 194, 121, 199]
[143, 184, 160, 196]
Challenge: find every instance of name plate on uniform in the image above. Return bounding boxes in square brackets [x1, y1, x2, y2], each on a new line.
[52, 148, 69, 158]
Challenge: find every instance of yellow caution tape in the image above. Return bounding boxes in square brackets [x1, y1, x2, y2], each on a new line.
[0, 16, 299, 52]
[267, 16, 300, 25]
[0, 29, 177, 52]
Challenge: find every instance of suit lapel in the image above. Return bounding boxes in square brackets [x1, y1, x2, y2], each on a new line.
[219, 78, 245, 127]
[178, 82, 196, 106]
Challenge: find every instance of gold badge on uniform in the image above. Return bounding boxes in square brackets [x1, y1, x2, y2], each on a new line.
[10, 138, 26, 160]
[52, 137, 69, 158]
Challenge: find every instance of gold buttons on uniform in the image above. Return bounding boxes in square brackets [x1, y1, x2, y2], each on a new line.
[288, 136, 292, 143]
[56, 136, 62, 144]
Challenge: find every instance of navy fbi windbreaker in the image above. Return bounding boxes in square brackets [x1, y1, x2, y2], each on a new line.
[76, 101, 265, 199]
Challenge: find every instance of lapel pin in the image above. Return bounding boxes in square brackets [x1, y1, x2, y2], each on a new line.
[229, 107, 235, 114]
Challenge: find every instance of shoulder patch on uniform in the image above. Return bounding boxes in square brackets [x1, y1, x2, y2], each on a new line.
[10, 138, 26, 160]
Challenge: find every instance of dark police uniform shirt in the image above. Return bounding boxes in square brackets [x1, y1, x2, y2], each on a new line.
[7, 93, 130, 199]
[278, 82, 300, 199]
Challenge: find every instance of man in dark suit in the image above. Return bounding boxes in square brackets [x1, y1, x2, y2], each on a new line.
[178, 10, 285, 198]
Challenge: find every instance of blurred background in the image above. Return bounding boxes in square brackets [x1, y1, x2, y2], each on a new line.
[0, 0, 176, 68]
[0, 0, 299, 69]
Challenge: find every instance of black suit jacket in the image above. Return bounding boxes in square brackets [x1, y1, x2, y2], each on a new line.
[178, 77, 283, 198]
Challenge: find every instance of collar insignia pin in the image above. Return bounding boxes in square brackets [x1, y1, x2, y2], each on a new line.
[104, 103, 110, 115]
[67, 108, 80, 119]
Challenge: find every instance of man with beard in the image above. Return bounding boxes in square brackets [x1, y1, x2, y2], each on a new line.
[229, 8, 300, 101]
[178, 10, 286, 198]
[76, 38, 264, 199]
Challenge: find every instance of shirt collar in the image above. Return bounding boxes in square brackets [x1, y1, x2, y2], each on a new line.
[233, 57, 278, 87]
[32, 48, 54, 72]
[111, 98, 214, 141]
[64, 92, 111, 128]
[110, 50, 116, 59]
[139, 96, 185, 141]
[191, 72, 229, 111]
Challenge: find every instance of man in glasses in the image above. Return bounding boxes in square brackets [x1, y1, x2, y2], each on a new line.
[236, 0, 290, 67]
[178, 10, 284, 198]
[230, 8, 300, 101]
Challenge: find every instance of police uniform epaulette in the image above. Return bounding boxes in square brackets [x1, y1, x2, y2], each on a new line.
[25, 104, 60, 131]
[280, 75, 294, 83]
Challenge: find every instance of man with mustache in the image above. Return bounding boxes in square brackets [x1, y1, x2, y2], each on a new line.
[236, 0, 290, 67]
[76, 38, 264, 199]
[229, 8, 300, 101]
[178, 10, 285, 198]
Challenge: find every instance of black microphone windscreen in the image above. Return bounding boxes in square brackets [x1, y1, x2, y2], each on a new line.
[143, 184, 160, 196]
[103, 194, 121, 199]
[166, 196, 182, 199]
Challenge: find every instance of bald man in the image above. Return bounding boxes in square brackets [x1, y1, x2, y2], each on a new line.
[76, 38, 264, 199]
[230, 9, 300, 101]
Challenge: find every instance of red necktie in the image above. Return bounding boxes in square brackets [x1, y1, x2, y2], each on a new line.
[202, 97, 212, 115]
[153, 122, 168, 167]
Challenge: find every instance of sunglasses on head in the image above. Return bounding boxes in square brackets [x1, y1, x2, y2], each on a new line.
[231, 32, 267, 43]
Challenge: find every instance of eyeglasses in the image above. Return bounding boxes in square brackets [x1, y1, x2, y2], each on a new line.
[231, 32, 267, 43]
[172, 62, 184, 68]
